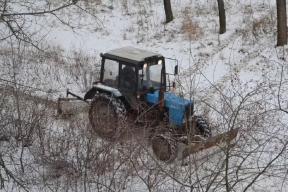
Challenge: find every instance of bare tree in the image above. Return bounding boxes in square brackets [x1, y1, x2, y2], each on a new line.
[0, 35, 103, 191]
[163, 0, 173, 23]
[0, 0, 101, 50]
[217, 0, 226, 34]
[276, 0, 287, 46]
[0, 1, 71, 47]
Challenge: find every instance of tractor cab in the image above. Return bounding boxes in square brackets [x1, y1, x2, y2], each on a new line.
[99, 47, 166, 97]
[85, 47, 172, 110]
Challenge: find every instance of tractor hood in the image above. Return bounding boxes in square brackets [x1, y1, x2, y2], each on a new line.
[146, 90, 194, 125]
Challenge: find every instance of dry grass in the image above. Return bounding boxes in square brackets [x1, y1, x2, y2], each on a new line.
[181, 19, 204, 41]
[76, 0, 102, 4]
[180, 7, 204, 41]
[252, 15, 275, 36]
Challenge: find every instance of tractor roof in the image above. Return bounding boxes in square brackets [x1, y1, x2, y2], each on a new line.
[105, 47, 162, 62]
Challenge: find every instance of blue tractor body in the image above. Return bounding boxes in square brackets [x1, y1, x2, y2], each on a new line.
[147, 90, 193, 126]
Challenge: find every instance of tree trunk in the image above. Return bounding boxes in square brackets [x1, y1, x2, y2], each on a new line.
[217, 0, 226, 34]
[276, 0, 287, 46]
[164, 0, 173, 23]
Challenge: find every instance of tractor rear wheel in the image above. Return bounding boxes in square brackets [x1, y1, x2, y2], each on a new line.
[152, 134, 178, 162]
[192, 115, 211, 138]
[89, 93, 126, 140]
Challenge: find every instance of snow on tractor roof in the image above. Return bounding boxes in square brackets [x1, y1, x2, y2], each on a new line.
[106, 46, 162, 62]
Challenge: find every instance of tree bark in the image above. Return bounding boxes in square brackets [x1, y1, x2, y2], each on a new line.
[217, 0, 226, 34]
[276, 0, 287, 46]
[164, 0, 173, 23]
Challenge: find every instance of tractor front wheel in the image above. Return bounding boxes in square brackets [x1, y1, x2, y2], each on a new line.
[152, 134, 178, 163]
[192, 115, 212, 138]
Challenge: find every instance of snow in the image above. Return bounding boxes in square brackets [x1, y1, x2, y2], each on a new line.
[1, 0, 288, 191]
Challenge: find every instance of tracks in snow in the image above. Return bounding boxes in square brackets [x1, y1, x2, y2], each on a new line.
[180, 31, 242, 78]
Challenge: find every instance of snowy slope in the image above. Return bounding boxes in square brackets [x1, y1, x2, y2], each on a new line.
[1, 0, 288, 191]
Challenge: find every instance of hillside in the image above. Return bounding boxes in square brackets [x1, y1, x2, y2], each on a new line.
[0, 0, 288, 191]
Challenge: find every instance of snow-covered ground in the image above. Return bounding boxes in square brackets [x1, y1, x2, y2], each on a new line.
[1, 0, 288, 191]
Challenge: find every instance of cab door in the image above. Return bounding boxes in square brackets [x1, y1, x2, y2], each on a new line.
[119, 64, 138, 109]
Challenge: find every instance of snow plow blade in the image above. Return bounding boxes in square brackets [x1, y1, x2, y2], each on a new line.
[56, 89, 89, 118]
[182, 128, 239, 159]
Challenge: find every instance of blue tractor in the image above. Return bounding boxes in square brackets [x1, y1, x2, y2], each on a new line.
[82, 47, 211, 162]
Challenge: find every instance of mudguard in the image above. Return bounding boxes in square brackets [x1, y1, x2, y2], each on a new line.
[84, 84, 138, 110]
[84, 84, 122, 101]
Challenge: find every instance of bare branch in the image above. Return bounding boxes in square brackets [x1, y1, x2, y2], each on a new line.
[243, 141, 288, 191]
[1, 2, 74, 17]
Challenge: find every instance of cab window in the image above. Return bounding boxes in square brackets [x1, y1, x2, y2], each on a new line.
[102, 59, 119, 87]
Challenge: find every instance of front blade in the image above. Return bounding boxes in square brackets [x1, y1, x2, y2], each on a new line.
[182, 128, 239, 159]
